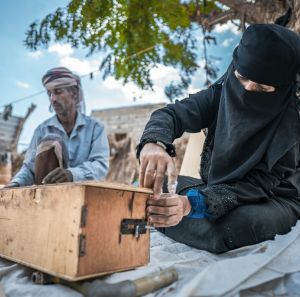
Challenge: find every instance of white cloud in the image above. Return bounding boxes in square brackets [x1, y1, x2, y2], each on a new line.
[47, 43, 100, 76]
[102, 76, 122, 90]
[45, 43, 208, 108]
[58, 56, 99, 75]
[214, 21, 241, 35]
[48, 44, 74, 57]
[27, 50, 43, 59]
[100, 64, 181, 103]
[150, 65, 179, 87]
[102, 76, 167, 103]
[16, 81, 30, 89]
[222, 38, 234, 47]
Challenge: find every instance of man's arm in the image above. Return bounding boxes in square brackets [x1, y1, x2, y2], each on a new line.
[67, 124, 109, 181]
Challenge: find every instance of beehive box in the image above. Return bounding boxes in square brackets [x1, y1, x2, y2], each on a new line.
[0, 182, 152, 281]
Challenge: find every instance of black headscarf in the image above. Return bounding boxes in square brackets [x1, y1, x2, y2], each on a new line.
[208, 24, 300, 185]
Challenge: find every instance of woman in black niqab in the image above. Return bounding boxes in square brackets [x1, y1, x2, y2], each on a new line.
[209, 24, 300, 185]
[151, 24, 300, 253]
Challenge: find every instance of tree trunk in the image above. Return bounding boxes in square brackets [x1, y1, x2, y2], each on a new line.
[217, 0, 300, 33]
[291, 0, 300, 32]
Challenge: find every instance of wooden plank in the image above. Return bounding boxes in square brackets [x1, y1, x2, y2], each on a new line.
[0, 114, 21, 122]
[0, 184, 84, 278]
[1, 182, 153, 195]
[75, 181, 153, 194]
[0, 121, 19, 129]
[78, 186, 150, 276]
[180, 132, 205, 178]
[0, 125, 19, 133]
[0, 183, 151, 281]
[0, 136, 14, 144]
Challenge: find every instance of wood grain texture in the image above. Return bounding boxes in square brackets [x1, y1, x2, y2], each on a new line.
[75, 181, 153, 194]
[78, 187, 150, 276]
[0, 182, 150, 281]
[0, 184, 84, 277]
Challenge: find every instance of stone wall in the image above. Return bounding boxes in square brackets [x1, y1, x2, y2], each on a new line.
[91, 103, 189, 184]
[91, 103, 167, 142]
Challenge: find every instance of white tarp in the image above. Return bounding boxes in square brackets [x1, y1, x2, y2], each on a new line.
[1, 221, 300, 297]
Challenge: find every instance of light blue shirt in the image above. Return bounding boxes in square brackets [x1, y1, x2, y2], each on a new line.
[12, 112, 109, 186]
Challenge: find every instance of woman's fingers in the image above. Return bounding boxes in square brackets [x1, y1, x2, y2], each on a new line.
[153, 161, 167, 198]
[144, 160, 156, 188]
[147, 194, 191, 227]
[147, 205, 181, 216]
[139, 143, 175, 196]
[139, 157, 148, 187]
[148, 195, 179, 206]
[148, 214, 181, 227]
[167, 160, 177, 194]
[147, 194, 187, 227]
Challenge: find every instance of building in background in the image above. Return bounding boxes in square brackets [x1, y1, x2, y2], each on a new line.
[0, 104, 35, 185]
[92, 103, 189, 184]
[1, 102, 189, 186]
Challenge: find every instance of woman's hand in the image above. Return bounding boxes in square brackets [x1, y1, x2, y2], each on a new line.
[139, 143, 177, 198]
[147, 193, 191, 227]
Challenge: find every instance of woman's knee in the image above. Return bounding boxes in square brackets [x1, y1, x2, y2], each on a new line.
[215, 202, 297, 250]
[163, 217, 231, 253]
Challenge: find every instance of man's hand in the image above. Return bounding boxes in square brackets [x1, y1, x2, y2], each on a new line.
[42, 168, 73, 184]
[3, 182, 20, 188]
[147, 193, 191, 227]
[139, 143, 177, 198]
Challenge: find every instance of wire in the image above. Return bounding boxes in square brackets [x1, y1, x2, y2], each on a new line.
[0, 90, 45, 109]
[0, 33, 190, 110]
[0, 68, 101, 109]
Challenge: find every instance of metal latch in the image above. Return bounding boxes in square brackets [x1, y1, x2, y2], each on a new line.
[80, 205, 88, 228]
[79, 234, 86, 257]
[121, 219, 147, 238]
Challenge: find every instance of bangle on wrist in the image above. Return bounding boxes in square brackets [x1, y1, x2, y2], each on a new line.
[155, 141, 167, 150]
[136, 138, 176, 159]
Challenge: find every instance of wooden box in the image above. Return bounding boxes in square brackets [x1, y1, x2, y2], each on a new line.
[0, 182, 152, 281]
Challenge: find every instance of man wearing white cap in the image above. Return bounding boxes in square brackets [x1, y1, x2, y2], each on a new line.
[5, 67, 109, 187]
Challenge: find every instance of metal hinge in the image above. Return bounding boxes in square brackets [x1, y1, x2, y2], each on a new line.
[80, 205, 88, 228]
[79, 234, 86, 257]
[121, 219, 147, 238]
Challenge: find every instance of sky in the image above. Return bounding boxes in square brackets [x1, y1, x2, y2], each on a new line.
[0, 1, 241, 151]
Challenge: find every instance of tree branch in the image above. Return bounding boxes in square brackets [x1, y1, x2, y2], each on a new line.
[189, 8, 237, 30]
[206, 10, 236, 29]
[217, 0, 286, 24]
